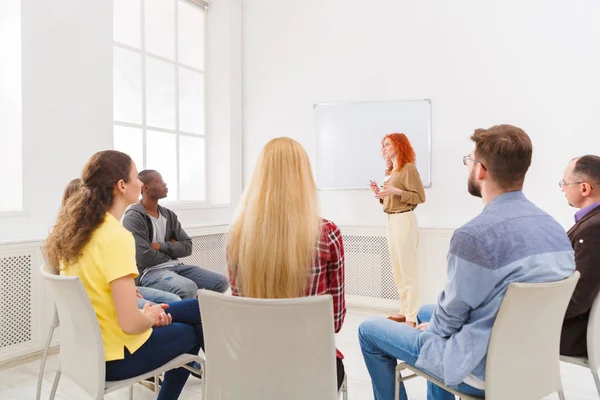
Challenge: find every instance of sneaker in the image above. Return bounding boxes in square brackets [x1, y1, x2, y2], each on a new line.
[387, 313, 406, 323]
[188, 361, 202, 379]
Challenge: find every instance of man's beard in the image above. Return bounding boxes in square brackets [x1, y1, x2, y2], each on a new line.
[468, 171, 482, 198]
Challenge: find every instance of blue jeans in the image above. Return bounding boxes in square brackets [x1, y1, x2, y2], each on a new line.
[136, 286, 181, 309]
[141, 264, 229, 300]
[359, 304, 485, 400]
[105, 299, 203, 400]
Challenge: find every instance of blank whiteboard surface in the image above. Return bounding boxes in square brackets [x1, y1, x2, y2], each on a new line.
[314, 100, 431, 190]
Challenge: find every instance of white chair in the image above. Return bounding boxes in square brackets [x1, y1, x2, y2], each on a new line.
[560, 289, 600, 396]
[197, 290, 348, 400]
[40, 266, 205, 399]
[396, 271, 580, 400]
[37, 249, 59, 400]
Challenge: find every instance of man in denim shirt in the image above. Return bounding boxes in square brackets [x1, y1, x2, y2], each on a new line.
[359, 125, 575, 400]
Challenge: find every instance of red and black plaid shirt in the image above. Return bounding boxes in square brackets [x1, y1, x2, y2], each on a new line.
[229, 218, 346, 359]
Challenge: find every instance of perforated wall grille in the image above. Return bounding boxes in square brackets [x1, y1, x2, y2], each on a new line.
[0, 254, 33, 349]
[183, 233, 398, 300]
[181, 233, 229, 277]
[343, 235, 398, 300]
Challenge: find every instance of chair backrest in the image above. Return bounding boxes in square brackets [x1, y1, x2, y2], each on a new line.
[40, 246, 50, 267]
[586, 288, 600, 369]
[40, 247, 61, 327]
[40, 265, 106, 399]
[198, 290, 338, 400]
[485, 271, 580, 400]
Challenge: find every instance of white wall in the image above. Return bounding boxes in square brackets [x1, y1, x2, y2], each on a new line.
[0, 0, 23, 212]
[0, 0, 242, 243]
[242, 0, 600, 230]
[8, 0, 114, 243]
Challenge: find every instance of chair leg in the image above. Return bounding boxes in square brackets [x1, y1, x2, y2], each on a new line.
[154, 374, 160, 399]
[592, 371, 600, 397]
[49, 369, 61, 400]
[558, 389, 566, 400]
[128, 385, 134, 400]
[36, 324, 56, 400]
[342, 374, 348, 400]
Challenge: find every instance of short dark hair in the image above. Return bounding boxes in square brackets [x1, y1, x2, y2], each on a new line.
[138, 169, 158, 186]
[470, 124, 532, 190]
[573, 155, 600, 188]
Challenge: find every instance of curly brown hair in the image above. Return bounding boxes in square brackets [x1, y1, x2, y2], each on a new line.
[382, 133, 416, 175]
[61, 178, 82, 207]
[46, 151, 133, 269]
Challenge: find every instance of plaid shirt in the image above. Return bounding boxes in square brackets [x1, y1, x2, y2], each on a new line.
[229, 218, 346, 359]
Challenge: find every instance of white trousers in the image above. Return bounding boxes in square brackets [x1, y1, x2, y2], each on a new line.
[386, 211, 420, 322]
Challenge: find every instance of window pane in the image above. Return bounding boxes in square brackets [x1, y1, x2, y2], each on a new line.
[178, 1, 204, 69]
[178, 68, 204, 134]
[0, 0, 22, 211]
[179, 135, 205, 201]
[145, 0, 175, 60]
[114, 47, 142, 124]
[114, 0, 141, 48]
[146, 130, 178, 201]
[145, 57, 176, 129]
[114, 125, 144, 172]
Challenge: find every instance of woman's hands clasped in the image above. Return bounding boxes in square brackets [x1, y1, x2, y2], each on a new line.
[142, 302, 172, 327]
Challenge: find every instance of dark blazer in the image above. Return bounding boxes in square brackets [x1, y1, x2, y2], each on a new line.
[561, 205, 600, 357]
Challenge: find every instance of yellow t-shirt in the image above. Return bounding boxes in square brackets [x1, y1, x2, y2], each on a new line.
[60, 213, 152, 361]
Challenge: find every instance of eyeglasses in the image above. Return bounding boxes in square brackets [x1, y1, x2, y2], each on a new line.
[463, 155, 487, 171]
[558, 179, 584, 188]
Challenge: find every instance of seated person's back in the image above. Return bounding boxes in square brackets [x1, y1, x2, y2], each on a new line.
[560, 155, 600, 357]
[61, 210, 152, 359]
[420, 188, 575, 386]
[227, 137, 347, 390]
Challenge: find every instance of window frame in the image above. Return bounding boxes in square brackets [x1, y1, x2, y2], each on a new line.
[113, 0, 209, 205]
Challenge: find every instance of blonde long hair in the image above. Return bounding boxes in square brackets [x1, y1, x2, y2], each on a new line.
[227, 137, 321, 298]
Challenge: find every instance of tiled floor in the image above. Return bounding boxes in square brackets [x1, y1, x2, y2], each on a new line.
[1, 308, 598, 399]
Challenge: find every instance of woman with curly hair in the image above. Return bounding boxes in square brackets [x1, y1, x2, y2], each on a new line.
[46, 150, 202, 399]
[370, 133, 426, 327]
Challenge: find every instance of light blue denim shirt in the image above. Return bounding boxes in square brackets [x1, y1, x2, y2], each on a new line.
[416, 191, 575, 386]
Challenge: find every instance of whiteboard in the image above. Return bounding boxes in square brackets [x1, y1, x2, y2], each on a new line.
[314, 99, 432, 190]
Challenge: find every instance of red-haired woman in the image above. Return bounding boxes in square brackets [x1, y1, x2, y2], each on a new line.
[369, 133, 426, 327]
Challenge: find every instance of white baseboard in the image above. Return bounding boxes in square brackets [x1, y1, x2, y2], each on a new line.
[0, 345, 59, 371]
[346, 295, 400, 313]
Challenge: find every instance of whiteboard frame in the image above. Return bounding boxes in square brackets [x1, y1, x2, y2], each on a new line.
[313, 98, 433, 191]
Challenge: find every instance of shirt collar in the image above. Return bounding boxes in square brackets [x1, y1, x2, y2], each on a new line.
[575, 201, 600, 222]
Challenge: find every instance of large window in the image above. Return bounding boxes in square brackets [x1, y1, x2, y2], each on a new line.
[0, 0, 22, 212]
[113, 0, 208, 202]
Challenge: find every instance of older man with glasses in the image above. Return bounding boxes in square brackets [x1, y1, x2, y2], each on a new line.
[560, 155, 600, 358]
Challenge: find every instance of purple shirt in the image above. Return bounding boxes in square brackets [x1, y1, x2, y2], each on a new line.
[575, 201, 600, 222]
